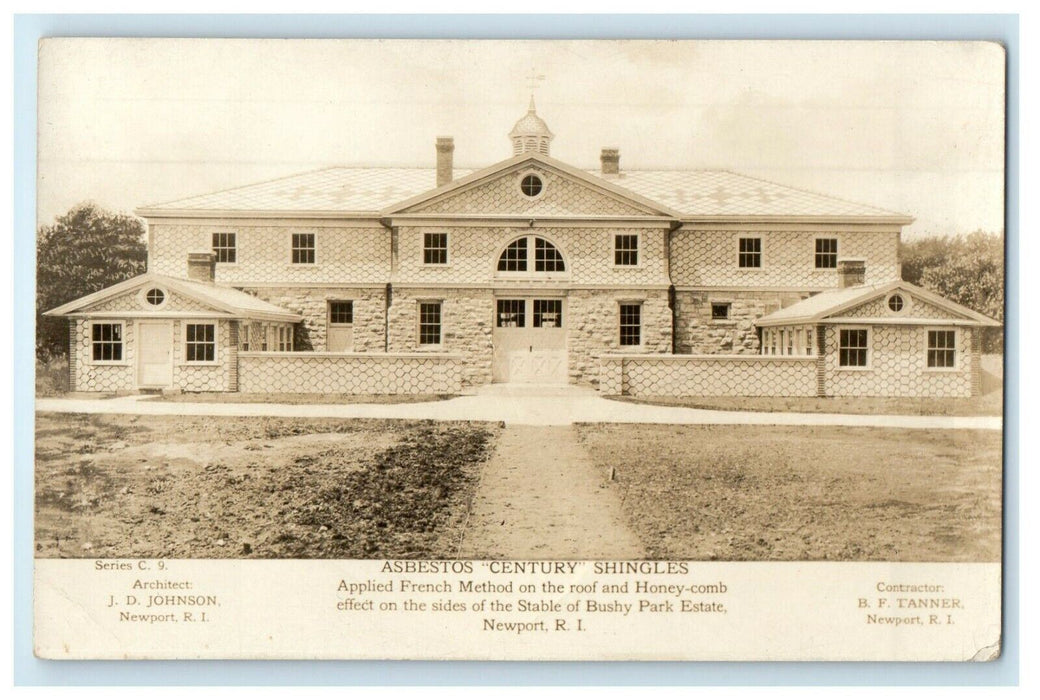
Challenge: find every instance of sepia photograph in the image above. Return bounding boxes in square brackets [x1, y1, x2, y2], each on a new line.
[30, 37, 1007, 661]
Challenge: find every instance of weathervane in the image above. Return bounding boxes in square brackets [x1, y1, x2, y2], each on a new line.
[525, 68, 546, 94]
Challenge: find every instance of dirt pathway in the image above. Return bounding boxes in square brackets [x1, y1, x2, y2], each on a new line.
[458, 425, 645, 559]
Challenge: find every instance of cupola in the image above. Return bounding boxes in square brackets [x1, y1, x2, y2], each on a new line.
[508, 95, 553, 156]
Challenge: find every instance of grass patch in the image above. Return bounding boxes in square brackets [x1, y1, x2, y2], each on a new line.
[156, 392, 455, 404]
[577, 423, 1002, 562]
[611, 390, 1002, 416]
[35, 413, 499, 559]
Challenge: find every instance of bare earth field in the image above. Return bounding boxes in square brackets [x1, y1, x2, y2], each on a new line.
[577, 423, 1002, 562]
[35, 413, 498, 559]
[36, 414, 1001, 562]
[611, 391, 1003, 416]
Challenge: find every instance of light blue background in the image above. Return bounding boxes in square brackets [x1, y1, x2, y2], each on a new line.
[13, 13, 1019, 686]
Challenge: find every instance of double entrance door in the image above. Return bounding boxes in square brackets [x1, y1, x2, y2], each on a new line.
[491, 297, 567, 384]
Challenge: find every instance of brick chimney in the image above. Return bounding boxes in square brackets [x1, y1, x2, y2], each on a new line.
[436, 136, 454, 187]
[837, 258, 866, 288]
[600, 147, 620, 175]
[187, 252, 216, 283]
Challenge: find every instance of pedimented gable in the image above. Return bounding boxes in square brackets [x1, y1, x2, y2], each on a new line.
[80, 285, 225, 315]
[833, 290, 971, 322]
[392, 158, 675, 218]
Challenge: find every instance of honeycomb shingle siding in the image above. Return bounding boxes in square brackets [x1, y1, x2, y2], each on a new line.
[823, 325, 973, 397]
[70, 319, 136, 392]
[69, 318, 233, 392]
[151, 223, 389, 284]
[83, 288, 218, 314]
[840, 293, 964, 320]
[600, 355, 817, 397]
[670, 229, 899, 287]
[237, 354, 461, 394]
[396, 226, 670, 287]
[170, 319, 233, 392]
[408, 167, 656, 217]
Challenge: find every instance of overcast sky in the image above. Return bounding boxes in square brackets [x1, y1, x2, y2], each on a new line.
[37, 39, 1005, 238]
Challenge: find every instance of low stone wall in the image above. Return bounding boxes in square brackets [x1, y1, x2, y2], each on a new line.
[238, 352, 463, 394]
[599, 353, 818, 397]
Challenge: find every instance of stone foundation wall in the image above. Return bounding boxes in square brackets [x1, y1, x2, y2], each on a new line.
[387, 288, 494, 387]
[242, 286, 386, 352]
[567, 289, 671, 386]
[673, 289, 812, 355]
[599, 354, 817, 397]
[238, 352, 462, 394]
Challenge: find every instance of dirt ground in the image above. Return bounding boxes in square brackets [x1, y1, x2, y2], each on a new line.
[458, 425, 645, 559]
[612, 390, 1003, 416]
[36, 413, 1002, 562]
[35, 413, 498, 559]
[577, 423, 1003, 562]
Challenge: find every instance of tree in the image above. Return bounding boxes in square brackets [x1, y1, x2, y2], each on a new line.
[900, 231, 1005, 351]
[36, 203, 147, 359]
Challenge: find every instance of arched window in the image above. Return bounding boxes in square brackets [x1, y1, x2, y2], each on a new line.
[496, 236, 566, 274]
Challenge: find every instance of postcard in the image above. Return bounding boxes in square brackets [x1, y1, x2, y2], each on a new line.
[32, 38, 1005, 660]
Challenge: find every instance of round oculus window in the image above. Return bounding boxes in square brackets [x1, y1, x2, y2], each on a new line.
[887, 294, 905, 312]
[520, 174, 543, 197]
[145, 288, 166, 306]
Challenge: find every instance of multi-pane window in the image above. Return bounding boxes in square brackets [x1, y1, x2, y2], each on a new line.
[815, 238, 838, 269]
[534, 237, 565, 272]
[614, 234, 639, 266]
[418, 302, 442, 345]
[619, 303, 642, 346]
[91, 322, 123, 362]
[805, 328, 814, 356]
[275, 326, 293, 352]
[240, 322, 260, 351]
[185, 323, 216, 363]
[144, 288, 165, 306]
[212, 232, 237, 263]
[520, 174, 543, 197]
[496, 299, 525, 328]
[711, 303, 731, 320]
[927, 330, 957, 368]
[291, 233, 315, 264]
[839, 328, 869, 367]
[738, 237, 762, 268]
[497, 236, 566, 274]
[329, 301, 354, 325]
[534, 299, 563, 328]
[497, 238, 528, 272]
[423, 233, 448, 265]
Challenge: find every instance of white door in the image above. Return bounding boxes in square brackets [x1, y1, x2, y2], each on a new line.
[492, 298, 568, 384]
[327, 300, 354, 352]
[137, 321, 173, 387]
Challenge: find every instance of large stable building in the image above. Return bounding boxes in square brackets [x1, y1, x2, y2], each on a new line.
[47, 100, 999, 398]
